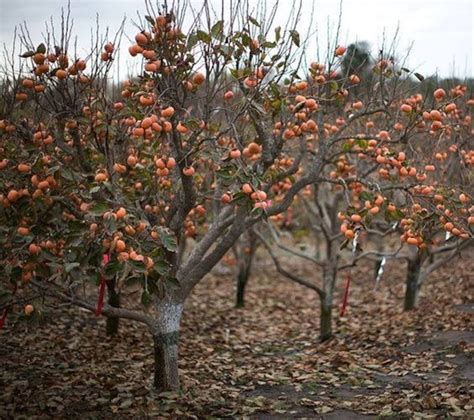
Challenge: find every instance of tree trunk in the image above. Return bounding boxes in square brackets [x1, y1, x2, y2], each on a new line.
[152, 302, 183, 392]
[106, 279, 120, 336]
[320, 265, 337, 341]
[236, 269, 248, 308]
[235, 231, 257, 308]
[404, 254, 423, 311]
[320, 298, 332, 341]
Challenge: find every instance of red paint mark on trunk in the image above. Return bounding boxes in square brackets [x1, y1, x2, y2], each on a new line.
[95, 254, 110, 316]
[340, 275, 351, 317]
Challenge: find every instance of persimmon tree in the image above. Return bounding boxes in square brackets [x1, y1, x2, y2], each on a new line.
[0, 0, 330, 391]
[360, 83, 474, 310]
[1, 0, 472, 394]
[345, 82, 474, 311]
[253, 51, 473, 339]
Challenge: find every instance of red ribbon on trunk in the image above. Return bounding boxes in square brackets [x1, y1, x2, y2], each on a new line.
[340, 275, 351, 317]
[95, 253, 110, 316]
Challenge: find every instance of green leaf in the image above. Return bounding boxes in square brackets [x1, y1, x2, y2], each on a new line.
[187, 34, 198, 50]
[271, 54, 282, 63]
[61, 169, 75, 182]
[248, 16, 260, 27]
[240, 33, 251, 47]
[414, 72, 425, 81]
[289, 30, 300, 47]
[217, 167, 235, 182]
[262, 41, 276, 49]
[231, 191, 248, 203]
[229, 68, 240, 80]
[141, 290, 151, 307]
[269, 82, 280, 97]
[359, 191, 374, 202]
[275, 26, 281, 42]
[157, 227, 177, 252]
[128, 260, 147, 273]
[89, 202, 109, 216]
[36, 43, 46, 54]
[270, 99, 282, 113]
[342, 142, 352, 153]
[20, 51, 35, 58]
[185, 118, 203, 130]
[211, 21, 224, 38]
[105, 261, 121, 278]
[385, 207, 404, 222]
[154, 259, 169, 276]
[144, 15, 155, 25]
[196, 30, 211, 43]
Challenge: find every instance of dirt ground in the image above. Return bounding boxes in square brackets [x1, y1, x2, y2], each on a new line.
[1, 255, 473, 418]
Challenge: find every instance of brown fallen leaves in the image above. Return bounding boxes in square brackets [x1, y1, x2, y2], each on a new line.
[0, 256, 473, 418]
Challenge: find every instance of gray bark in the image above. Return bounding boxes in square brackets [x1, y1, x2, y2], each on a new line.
[151, 302, 183, 391]
[235, 231, 258, 308]
[320, 265, 337, 341]
[404, 253, 423, 311]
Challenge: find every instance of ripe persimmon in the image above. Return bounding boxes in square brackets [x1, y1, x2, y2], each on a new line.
[344, 229, 355, 239]
[350, 214, 362, 223]
[24, 304, 34, 315]
[230, 149, 241, 159]
[221, 193, 231, 204]
[22, 79, 34, 89]
[400, 104, 412, 113]
[135, 32, 148, 45]
[335, 45, 346, 56]
[183, 167, 195, 176]
[115, 239, 126, 252]
[193, 72, 205, 85]
[95, 173, 108, 182]
[28, 243, 41, 255]
[17, 226, 30, 236]
[161, 106, 175, 118]
[104, 42, 114, 53]
[33, 53, 45, 65]
[433, 88, 446, 101]
[116, 207, 127, 219]
[56, 69, 67, 80]
[7, 190, 20, 202]
[17, 163, 31, 173]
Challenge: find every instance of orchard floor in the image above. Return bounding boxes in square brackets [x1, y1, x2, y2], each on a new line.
[1, 256, 473, 418]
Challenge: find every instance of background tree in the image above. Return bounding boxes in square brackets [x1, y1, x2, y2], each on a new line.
[253, 49, 473, 339]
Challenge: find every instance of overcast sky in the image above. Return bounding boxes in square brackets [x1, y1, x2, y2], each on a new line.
[0, 0, 472, 79]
